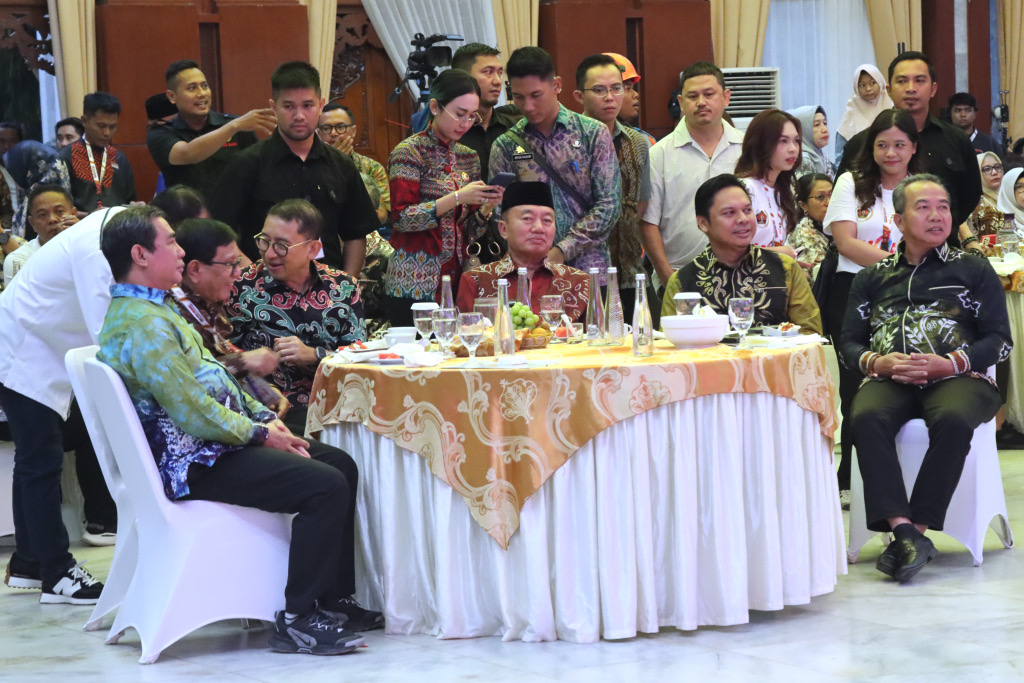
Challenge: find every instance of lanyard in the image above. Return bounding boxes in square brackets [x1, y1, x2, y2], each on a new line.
[84, 143, 108, 197]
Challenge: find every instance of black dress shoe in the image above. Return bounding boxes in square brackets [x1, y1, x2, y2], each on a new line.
[996, 424, 1024, 450]
[894, 534, 938, 583]
[875, 540, 899, 578]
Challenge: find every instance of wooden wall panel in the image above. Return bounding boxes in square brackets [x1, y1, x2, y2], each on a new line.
[218, 4, 308, 115]
[96, 3, 202, 200]
[539, 0, 712, 140]
[920, 0, 955, 118]
[967, 0, 992, 134]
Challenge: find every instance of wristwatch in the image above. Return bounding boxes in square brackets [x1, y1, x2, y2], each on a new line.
[0, 232, 10, 245]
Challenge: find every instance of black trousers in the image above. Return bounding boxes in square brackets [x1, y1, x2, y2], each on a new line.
[824, 271, 859, 489]
[184, 440, 359, 615]
[385, 294, 432, 327]
[63, 401, 117, 528]
[851, 376, 1000, 532]
[0, 384, 75, 583]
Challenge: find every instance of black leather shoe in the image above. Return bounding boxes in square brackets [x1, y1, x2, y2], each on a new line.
[894, 534, 938, 583]
[875, 540, 899, 578]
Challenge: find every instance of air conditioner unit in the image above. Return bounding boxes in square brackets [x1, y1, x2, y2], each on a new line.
[721, 67, 781, 131]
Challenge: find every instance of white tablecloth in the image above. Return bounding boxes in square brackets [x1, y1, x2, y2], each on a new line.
[323, 391, 846, 642]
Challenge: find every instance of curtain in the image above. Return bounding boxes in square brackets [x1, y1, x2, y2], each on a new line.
[491, 0, 538, 59]
[46, 0, 96, 117]
[710, 0, 771, 68]
[299, 0, 339, 99]
[864, 0, 922, 73]
[362, 0, 499, 101]
[997, 0, 1024, 141]
[762, 0, 876, 159]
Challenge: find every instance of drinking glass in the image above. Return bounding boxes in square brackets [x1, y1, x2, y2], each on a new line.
[432, 308, 458, 359]
[728, 297, 755, 348]
[540, 295, 564, 341]
[459, 312, 486, 361]
[473, 297, 499, 326]
[413, 308, 436, 344]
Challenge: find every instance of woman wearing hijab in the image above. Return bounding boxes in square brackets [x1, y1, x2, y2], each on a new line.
[835, 64, 893, 162]
[997, 166, 1024, 233]
[960, 152, 1004, 256]
[790, 106, 834, 178]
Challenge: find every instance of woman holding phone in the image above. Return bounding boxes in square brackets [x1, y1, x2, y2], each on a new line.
[385, 69, 503, 325]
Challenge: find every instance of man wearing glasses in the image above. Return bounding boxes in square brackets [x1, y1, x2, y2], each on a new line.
[316, 103, 390, 225]
[172, 217, 289, 416]
[227, 199, 365, 433]
[574, 53, 651, 322]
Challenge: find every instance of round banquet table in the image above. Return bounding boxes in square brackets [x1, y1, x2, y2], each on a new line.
[307, 340, 845, 642]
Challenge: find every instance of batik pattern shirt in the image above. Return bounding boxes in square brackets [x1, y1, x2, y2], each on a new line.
[610, 121, 651, 288]
[56, 139, 136, 213]
[352, 151, 391, 217]
[840, 242, 1012, 386]
[786, 217, 832, 275]
[386, 128, 487, 300]
[98, 283, 275, 500]
[490, 105, 622, 272]
[228, 261, 365, 406]
[661, 244, 823, 334]
[456, 254, 591, 322]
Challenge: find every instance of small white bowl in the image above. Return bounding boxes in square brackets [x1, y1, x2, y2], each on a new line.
[661, 314, 730, 348]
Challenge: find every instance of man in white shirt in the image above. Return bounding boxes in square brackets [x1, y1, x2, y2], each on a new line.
[0, 206, 120, 603]
[641, 61, 743, 291]
[3, 184, 79, 286]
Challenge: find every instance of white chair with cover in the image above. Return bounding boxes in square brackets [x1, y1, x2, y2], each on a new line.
[848, 415, 1014, 566]
[72, 347, 292, 664]
[65, 345, 136, 630]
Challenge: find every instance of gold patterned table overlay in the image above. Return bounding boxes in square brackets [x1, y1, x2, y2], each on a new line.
[308, 341, 838, 549]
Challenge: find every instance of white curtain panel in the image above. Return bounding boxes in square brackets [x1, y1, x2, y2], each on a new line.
[761, 0, 877, 160]
[362, 0, 500, 102]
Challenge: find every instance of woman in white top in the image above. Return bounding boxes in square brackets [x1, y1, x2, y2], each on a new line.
[835, 64, 893, 162]
[735, 109, 802, 258]
[821, 107, 922, 495]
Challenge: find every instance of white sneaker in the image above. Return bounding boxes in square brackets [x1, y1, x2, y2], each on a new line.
[39, 563, 104, 605]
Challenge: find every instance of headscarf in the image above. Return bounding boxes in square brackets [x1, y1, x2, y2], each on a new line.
[996, 167, 1024, 231]
[4, 140, 67, 237]
[788, 105, 830, 176]
[837, 64, 894, 141]
[978, 152, 1001, 209]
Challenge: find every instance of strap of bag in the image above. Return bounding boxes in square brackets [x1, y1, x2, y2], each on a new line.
[506, 131, 590, 210]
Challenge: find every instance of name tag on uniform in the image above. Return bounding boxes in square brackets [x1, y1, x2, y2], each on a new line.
[513, 153, 533, 161]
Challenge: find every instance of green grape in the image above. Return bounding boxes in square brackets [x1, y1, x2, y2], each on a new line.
[513, 315, 523, 326]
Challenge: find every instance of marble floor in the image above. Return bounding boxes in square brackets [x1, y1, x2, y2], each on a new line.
[3, 450, 1024, 682]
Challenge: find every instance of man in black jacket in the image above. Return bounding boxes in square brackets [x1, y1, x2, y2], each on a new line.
[841, 174, 1011, 583]
[836, 52, 981, 241]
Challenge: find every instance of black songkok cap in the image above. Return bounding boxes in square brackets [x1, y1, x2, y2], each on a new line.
[501, 181, 554, 213]
[145, 93, 177, 121]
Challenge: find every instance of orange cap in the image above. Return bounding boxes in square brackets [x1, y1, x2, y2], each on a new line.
[603, 53, 640, 83]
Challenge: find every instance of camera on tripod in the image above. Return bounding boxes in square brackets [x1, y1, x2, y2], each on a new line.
[394, 32, 464, 108]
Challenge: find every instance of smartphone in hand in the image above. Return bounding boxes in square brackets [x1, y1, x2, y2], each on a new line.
[489, 172, 516, 188]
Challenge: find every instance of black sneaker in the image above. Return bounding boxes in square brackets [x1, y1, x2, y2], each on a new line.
[269, 610, 365, 655]
[320, 596, 385, 632]
[39, 563, 103, 604]
[4, 552, 42, 589]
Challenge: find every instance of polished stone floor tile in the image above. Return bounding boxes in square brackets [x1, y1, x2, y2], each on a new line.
[2, 449, 1023, 681]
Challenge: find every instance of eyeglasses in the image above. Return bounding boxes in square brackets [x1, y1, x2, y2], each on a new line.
[204, 256, 244, 272]
[254, 234, 316, 257]
[581, 83, 625, 97]
[982, 164, 1004, 174]
[809, 193, 832, 202]
[440, 105, 482, 125]
[317, 123, 354, 135]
